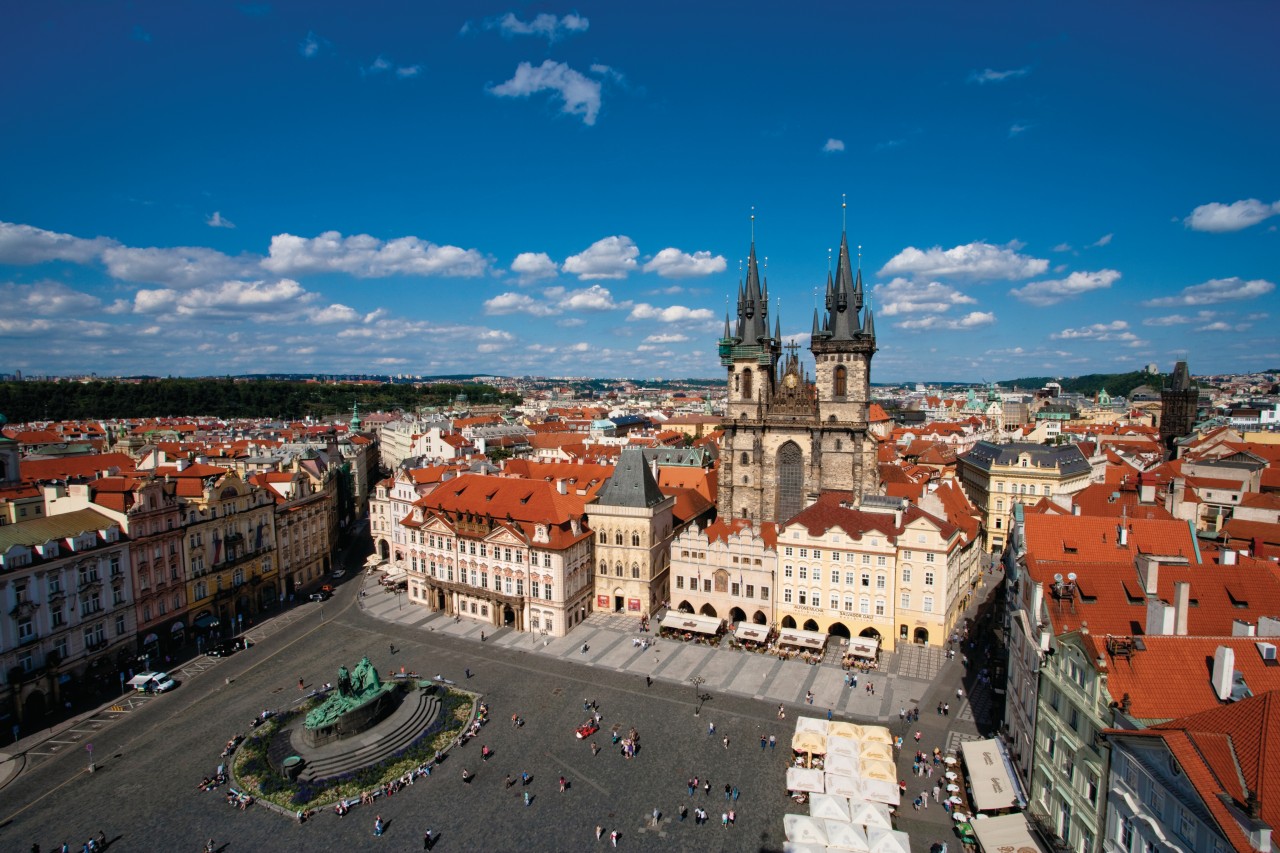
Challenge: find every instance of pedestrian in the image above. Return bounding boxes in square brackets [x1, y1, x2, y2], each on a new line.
[806, 690, 814, 705]
[462, 768, 472, 783]
[688, 777, 695, 796]
[596, 825, 604, 841]
[852, 674, 857, 688]
[722, 812, 729, 828]
[204, 842, 214, 853]
[933, 784, 940, 801]
[937, 701, 943, 715]
[505, 774, 514, 788]
[480, 631, 485, 641]
[679, 804, 687, 821]
[708, 721, 715, 735]
[522, 771, 530, 786]
[914, 730, 922, 743]
[423, 828, 434, 850]
[560, 775, 567, 792]
[389, 643, 395, 655]
[645, 675, 652, 687]
[826, 708, 833, 721]
[777, 704, 785, 719]
[769, 734, 776, 750]
[651, 807, 660, 826]
[298, 678, 305, 690]
[944, 702, 950, 715]
[724, 783, 732, 800]
[464, 668, 472, 679]
[728, 808, 736, 825]
[957, 687, 964, 699]
[704, 780, 711, 795]
[900, 707, 906, 722]
[374, 814, 384, 836]
[524, 791, 531, 806]
[610, 830, 619, 847]
[722, 735, 730, 749]
[760, 735, 767, 750]
[591, 741, 600, 755]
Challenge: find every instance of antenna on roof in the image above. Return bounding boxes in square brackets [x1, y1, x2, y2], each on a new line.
[1054, 573, 1064, 583]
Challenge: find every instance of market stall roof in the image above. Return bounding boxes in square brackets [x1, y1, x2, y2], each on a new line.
[827, 721, 863, 741]
[960, 738, 1024, 811]
[969, 812, 1049, 853]
[866, 827, 911, 853]
[856, 775, 901, 807]
[824, 772, 863, 799]
[824, 752, 859, 778]
[782, 843, 826, 853]
[734, 622, 770, 642]
[847, 636, 880, 658]
[808, 792, 851, 822]
[792, 730, 827, 755]
[784, 814, 829, 845]
[859, 758, 897, 782]
[857, 741, 894, 763]
[856, 725, 893, 746]
[849, 799, 894, 830]
[795, 715, 830, 736]
[826, 737, 860, 759]
[659, 610, 722, 635]
[825, 819, 870, 852]
[777, 627, 828, 650]
[786, 766, 826, 793]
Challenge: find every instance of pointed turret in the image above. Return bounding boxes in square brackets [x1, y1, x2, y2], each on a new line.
[863, 305, 875, 340]
[774, 315, 781, 344]
[811, 308, 821, 339]
[740, 241, 770, 343]
[826, 231, 861, 340]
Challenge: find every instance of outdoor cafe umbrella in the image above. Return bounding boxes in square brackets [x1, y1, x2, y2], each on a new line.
[783, 843, 826, 853]
[858, 741, 894, 763]
[809, 792, 852, 822]
[947, 784, 960, 792]
[948, 796, 963, 804]
[784, 814, 829, 845]
[824, 752, 859, 779]
[865, 827, 912, 853]
[795, 716, 831, 736]
[825, 772, 863, 800]
[944, 771, 958, 780]
[787, 767, 827, 794]
[792, 730, 828, 758]
[828, 721, 863, 740]
[943, 756, 957, 764]
[825, 819, 871, 852]
[848, 798, 894, 830]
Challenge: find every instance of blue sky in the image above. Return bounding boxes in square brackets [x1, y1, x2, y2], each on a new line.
[1, 2, 1277, 383]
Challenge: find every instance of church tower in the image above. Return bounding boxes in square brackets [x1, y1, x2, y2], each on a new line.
[717, 214, 879, 525]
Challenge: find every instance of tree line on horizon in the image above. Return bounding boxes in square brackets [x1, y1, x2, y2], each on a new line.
[0, 379, 518, 423]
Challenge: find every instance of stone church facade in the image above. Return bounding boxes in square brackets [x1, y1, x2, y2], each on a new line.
[716, 231, 879, 524]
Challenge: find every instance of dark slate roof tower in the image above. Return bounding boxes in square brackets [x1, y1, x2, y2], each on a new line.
[717, 205, 880, 525]
[594, 446, 667, 509]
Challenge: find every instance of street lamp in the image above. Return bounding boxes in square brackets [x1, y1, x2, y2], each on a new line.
[690, 675, 705, 717]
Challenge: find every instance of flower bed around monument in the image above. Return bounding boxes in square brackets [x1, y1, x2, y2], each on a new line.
[232, 686, 472, 812]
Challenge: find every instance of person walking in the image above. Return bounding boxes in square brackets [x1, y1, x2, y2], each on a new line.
[523, 791, 531, 807]
[560, 775, 568, 793]
[760, 735, 767, 750]
[423, 828, 434, 850]
[651, 807, 660, 827]
[298, 678, 305, 690]
[769, 734, 776, 750]
[708, 721, 715, 736]
[591, 741, 600, 755]
[777, 704, 786, 719]
[374, 815, 384, 836]
[678, 804, 687, 821]
[610, 830, 619, 847]
[724, 783, 732, 801]
[704, 779, 711, 796]
[596, 825, 604, 841]
[721, 812, 729, 829]
[722, 735, 730, 750]
[688, 777, 696, 796]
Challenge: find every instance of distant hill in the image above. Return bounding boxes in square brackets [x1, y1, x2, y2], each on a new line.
[997, 371, 1172, 398]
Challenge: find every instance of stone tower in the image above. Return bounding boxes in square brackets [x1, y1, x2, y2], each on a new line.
[589, 446, 676, 617]
[1160, 360, 1198, 453]
[717, 228, 879, 524]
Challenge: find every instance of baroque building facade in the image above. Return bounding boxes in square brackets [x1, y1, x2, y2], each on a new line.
[716, 231, 879, 524]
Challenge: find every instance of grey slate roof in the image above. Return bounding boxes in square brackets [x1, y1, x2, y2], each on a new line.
[960, 441, 1091, 476]
[594, 446, 667, 509]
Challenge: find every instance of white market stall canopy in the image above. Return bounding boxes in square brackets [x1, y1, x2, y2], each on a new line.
[866, 827, 911, 853]
[778, 627, 829, 650]
[734, 623, 770, 642]
[960, 738, 1024, 811]
[825, 819, 870, 852]
[786, 766, 827, 793]
[660, 610, 722, 635]
[969, 812, 1049, 853]
[847, 637, 880, 658]
[795, 716, 831, 736]
[809, 792, 852, 822]
[792, 730, 828, 756]
[849, 799, 894, 831]
[824, 772, 864, 800]
[784, 814, 829, 845]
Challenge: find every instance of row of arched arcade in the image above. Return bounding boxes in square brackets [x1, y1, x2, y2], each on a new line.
[670, 601, 934, 650]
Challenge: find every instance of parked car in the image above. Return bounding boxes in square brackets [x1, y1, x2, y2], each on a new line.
[128, 671, 177, 693]
[320, 584, 334, 593]
[331, 568, 346, 579]
[309, 591, 331, 602]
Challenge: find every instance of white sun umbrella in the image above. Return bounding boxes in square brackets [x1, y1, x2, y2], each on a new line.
[824, 819, 870, 852]
[825, 771, 864, 799]
[783, 843, 827, 853]
[857, 741, 894, 763]
[826, 738, 860, 759]
[828, 720, 863, 740]
[848, 799, 894, 830]
[796, 715, 831, 736]
[809, 792, 852, 822]
[787, 766, 827, 793]
[858, 775, 901, 806]
[824, 752, 859, 778]
[859, 758, 897, 782]
[784, 814, 830, 845]
[865, 827, 911, 853]
[857, 725, 893, 745]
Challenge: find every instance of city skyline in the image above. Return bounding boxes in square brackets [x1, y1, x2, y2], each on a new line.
[1, 2, 1277, 381]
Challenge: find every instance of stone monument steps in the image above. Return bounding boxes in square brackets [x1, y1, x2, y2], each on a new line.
[298, 690, 440, 782]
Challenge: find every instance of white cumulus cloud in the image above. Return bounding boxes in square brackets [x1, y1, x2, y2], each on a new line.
[510, 251, 559, 283]
[1142, 277, 1275, 307]
[823, 138, 845, 153]
[1050, 320, 1140, 342]
[0, 221, 116, 265]
[968, 67, 1030, 84]
[562, 236, 638, 280]
[873, 278, 976, 316]
[206, 211, 235, 229]
[896, 311, 995, 331]
[492, 12, 588, 41]
[1184, 198, 1280, 233]
[643, 333, 688, 343]
[263, 231, 488, 278]
[1090, 233, 1112, 247]
[489, 60, 602, 125]
[642, 248, 726, 279]
[1009, 269, 1121, 306]
[102, 245, 257, 288]
[628, 303, 714, 323]
[879, 240, 1047, 282]
[0, 281, 101, 315]
[483, 292, 557, 317]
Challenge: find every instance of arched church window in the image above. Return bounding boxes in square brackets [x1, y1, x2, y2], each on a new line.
[631, 532, 640, 547]
[599, 530, 607, 543]
[740, 452, 749, 464]
[741, 369, 753, 400]
[615, 531, 623, 545]
[835, 365, 847, 398]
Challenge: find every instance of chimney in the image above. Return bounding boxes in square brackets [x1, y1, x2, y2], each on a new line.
[1257, 615, 1280, 637]
[1233, 619, 1257, 637]
[1138, 473, 1156, 504]
[556, 479, 568, 495]
[1117, 524, 1128, 547]
[1212, 645, 1235, 701]
[1138, 554, 1159, 596]
[1174, 581, 1190, 635]
[1146, 599, 1174, 636]
[176, 458, 189, 472]
[1072, 504, 1081, 516]
[1222, 549, 1238, 566]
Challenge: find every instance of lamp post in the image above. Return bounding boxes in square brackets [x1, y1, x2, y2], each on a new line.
[690, 675, 705, 717]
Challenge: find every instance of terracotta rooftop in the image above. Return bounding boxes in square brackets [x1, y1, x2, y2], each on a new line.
[1023, 514, 1198, 563]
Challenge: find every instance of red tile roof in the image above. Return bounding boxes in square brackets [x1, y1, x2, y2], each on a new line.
[1023, 514, 1197, 563]
[698, 516, 779, 549]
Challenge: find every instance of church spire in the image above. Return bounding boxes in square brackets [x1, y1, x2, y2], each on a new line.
[827, 229, 860, 340]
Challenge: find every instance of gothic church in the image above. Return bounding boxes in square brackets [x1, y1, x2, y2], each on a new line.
[716, 230, 879, 523]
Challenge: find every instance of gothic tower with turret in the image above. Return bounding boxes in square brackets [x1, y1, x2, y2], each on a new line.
[717, 228, 879, 524]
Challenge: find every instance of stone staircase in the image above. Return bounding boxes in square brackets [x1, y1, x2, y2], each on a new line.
[295, 689, 441, 782]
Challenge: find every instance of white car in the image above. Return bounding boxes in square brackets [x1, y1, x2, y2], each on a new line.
[331, 568, 346, 579]
[128, 671, 177, 693]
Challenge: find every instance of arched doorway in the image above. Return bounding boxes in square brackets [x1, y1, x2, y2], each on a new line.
[613, 587, 625, 613]
[752, 610, 767, 625]
[776, 442, 804, 522]
[914, 627, 929, 645]
[379, 540, 390, 560]
[503, 605, 516, 627]
[803, 618, 820, 632]
[23, 689, 47, 727]
[781, 615, 797, 629]
[729, 607, 746, 624]
[677, 600, 694, 613]
[699, 603, 718, 618]
[829, 622, 850, 639]
[433, 588, 445, 612]
[859, 627, 881, 640]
